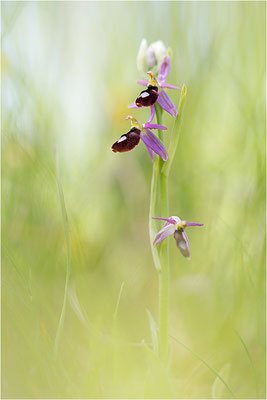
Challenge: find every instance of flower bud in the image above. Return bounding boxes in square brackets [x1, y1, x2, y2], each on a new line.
[149, 41, 168, 71]
[136, 39, 149, 76]
[137, 39, 168, 76]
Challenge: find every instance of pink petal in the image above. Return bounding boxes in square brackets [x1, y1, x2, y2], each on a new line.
[160, 83, 180, 90]
[186, 222, 204, 227]
[137, 79, 148, 87]
[153, 223, 176, 247]
[148, 105, 155, 123]
[157, 90, 178, 117]
[146, 146, 155, 162]
[158, 55, 170, 84]
[143, 122, 167, 130]
[141, 129, 168, 161]
[128, 102, 138, 109]
[153, 216, 181, 227]
[153, 217, 176, 224]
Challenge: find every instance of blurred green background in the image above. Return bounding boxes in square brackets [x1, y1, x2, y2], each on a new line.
[2, 1, 266, 399]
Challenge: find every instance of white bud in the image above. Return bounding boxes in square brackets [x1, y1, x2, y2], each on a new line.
[136, 39, 168, 76]
[136, 39, 148, 76]
[147, 46, 156, 69]
[148, 40, 168, 72]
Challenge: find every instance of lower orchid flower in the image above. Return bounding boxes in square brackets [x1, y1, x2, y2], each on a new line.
[129, 55, 180, 119]
[111, 115, 168, 161]
[153, 216, 203, 259]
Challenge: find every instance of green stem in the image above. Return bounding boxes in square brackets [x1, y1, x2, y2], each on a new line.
[54, 148, 71, 359]
[158, 173, 169, 362]
[149, 88, 187, 363]
[149, 143, 162, 272]
[155, 104, 170, 363]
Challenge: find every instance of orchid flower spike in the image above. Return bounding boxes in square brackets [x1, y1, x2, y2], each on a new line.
[129, 55, 180, 119]
[153, 216, 203, 259]
[111, 115, 168, 162]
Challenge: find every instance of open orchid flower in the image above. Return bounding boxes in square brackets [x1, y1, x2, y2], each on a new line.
[111, 115, 168, 162]
[153, 216, 203, 259]
[129, 55, 180, 119]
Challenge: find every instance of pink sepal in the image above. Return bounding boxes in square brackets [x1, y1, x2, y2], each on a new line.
[153, 217, 176, 224]
[148, 105, 155, 123]
[143, 122, 167, 130]
[137, 79, 148, 86]
[186, 222, 204, 227]
[157, 90, 178, 117]
[128, 102, 138, 109]
[161, 83, 180, 90]
[158, 56, 170, 84]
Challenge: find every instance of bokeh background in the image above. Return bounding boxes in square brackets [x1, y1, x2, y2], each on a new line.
[2, 1, 266, 399]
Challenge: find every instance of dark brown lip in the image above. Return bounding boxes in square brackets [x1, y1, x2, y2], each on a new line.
[112, 128, 141, 153]
[135, 86, 159, 107]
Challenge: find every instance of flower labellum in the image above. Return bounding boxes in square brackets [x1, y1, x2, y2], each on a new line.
[135, 72, 158, 108]
[153, 216, 203, 259]
[174, 229, 191, 259]
[111, 115, 168, 162]
[112, 128, 140, 153]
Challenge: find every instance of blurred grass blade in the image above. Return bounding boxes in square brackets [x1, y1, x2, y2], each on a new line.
[68, 284, 87, 326]
[170, 335, 236, 399]
[162, 84, 187, 177]
[234, 329, 259, 398]
[54, 148, 71, 358]
[1, 2, 24, 40]
[112, 282, 125, 395]
[212, 363, 231, 399]
[146, 309, 159, 354]
[113, 281, 125, 321]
